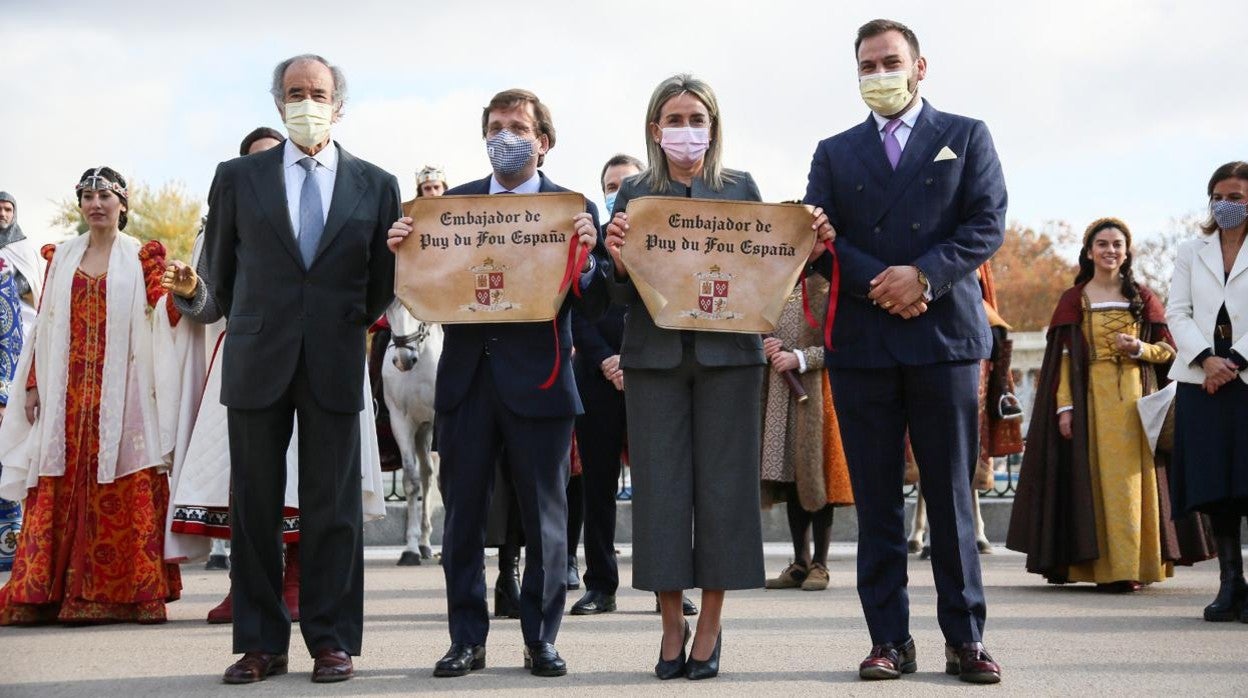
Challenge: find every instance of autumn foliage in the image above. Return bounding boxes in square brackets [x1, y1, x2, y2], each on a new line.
[989, 223, 1079, 331]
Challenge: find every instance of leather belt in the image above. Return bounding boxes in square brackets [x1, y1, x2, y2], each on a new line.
[1215, 324, 1233, 340]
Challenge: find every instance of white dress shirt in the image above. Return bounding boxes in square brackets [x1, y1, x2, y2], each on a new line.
[283, 138, 337, 239]
[871, 98, 924, 151]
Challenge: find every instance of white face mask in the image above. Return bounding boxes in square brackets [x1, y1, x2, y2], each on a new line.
[858, 70, 913, 116]
[284, 99, 334, 148]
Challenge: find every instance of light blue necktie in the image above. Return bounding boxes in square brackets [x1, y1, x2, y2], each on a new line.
[298, 157, 324, 266]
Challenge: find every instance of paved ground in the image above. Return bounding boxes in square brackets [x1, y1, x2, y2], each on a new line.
[3, 544, 1247, 696]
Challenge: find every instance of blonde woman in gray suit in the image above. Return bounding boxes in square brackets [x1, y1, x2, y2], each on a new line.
[604, 74, 833, 680]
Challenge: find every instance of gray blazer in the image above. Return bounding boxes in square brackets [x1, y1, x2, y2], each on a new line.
[610, 169, 767, 370]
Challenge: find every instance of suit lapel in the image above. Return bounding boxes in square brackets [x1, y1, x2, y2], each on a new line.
[1198, 235, 1226, 286]
[872, 102, 950, 226]
[849, 116, 893, 187]
[1218, 230, 1248, 284]
[246, 147, 303, 268]
[314, 144, 367, 264]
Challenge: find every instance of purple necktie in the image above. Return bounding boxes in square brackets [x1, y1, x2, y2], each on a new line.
[883, 118, 903, 169]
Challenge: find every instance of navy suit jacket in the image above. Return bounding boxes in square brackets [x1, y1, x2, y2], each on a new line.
[804, 100, 1007, 368]
[435, 172, 610, 418]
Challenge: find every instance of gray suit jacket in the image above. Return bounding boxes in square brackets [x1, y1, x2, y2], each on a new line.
[609, 170, 767, 370]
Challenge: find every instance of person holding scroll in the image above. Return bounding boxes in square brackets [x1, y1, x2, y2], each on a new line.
[760, 272, 854, 592]
[803, 19, 1006, 683]
[386, 88, 609, 678]
[603, 74, 833, 681]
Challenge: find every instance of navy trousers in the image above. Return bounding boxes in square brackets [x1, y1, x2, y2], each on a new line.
[436, 363, 572, 646]
[830, 361, 986, 646]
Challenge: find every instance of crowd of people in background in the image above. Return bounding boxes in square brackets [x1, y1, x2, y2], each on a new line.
[0, 15, 1245, 691]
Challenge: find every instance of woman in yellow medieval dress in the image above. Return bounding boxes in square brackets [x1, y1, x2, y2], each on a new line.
[1009, 218, 1177, 590]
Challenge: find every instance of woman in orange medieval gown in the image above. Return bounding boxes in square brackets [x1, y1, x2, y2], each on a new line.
[0, 166, 184, 624]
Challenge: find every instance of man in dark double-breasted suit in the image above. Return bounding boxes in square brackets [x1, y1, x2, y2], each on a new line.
[187, 55, 398, 685]
[388, 89, 609, 678]
[804, 20, 1007, 684]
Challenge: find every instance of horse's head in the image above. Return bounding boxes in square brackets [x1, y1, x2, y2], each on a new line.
[390, 322, 431, 372]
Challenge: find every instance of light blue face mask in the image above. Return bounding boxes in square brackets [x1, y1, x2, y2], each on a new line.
[603, 191, 618, 216]
[1212, 199, 1248, 231]
[486, 130, 535, 176]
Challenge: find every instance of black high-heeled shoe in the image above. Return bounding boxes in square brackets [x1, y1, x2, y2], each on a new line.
[684, 631, 721, 680]
[654, 620, 691, 680]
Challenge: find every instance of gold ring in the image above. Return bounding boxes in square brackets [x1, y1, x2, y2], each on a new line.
[883, 301, 893, 308]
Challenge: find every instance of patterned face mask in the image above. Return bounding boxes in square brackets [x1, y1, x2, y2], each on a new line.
[486, 130, 535, 176]
[1212, 199, 1248, 231]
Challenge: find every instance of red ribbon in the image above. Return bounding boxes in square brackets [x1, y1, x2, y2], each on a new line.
[538, 237, 592, 390]
[805, 241, 840, 350]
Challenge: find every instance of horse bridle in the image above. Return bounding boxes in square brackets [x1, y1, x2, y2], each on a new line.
[391, 322, 431, 353]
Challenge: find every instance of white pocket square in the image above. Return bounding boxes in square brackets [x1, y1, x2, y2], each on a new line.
[934, 146, 958, 162]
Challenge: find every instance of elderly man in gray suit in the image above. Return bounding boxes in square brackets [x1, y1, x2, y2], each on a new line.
[171, 54, 398, 685]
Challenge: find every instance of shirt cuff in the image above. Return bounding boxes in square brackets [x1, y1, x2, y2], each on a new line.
[1231, 350, 1248, 371]
[795, 350, 808, 373]
[1192, 348, 1214, 367]
[1056, 405, 1073, 415]
[578, 254, 597, 291]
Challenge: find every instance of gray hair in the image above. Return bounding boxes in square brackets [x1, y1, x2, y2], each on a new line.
[270, 54, 347, 110]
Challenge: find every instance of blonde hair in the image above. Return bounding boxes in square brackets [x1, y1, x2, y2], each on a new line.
[641, 74, 735, 193]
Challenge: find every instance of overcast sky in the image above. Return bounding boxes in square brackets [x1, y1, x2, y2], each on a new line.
[3, 0, 1244, 248]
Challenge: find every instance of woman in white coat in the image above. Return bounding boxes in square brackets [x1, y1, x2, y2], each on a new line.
[1166, 160, 1248, 623]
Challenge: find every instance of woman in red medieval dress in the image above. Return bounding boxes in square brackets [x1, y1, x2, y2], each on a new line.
[0, 167, 184, 624]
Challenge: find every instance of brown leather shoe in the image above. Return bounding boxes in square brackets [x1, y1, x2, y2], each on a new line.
[311, 648, 354, 683]
[222, 652, 288, 684]
[858, 637, 916, 680]
[944, 642, 1001, 684]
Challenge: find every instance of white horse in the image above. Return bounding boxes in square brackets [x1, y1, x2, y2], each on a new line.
[908, 485, 993, 558]
[382, 302, 442, 566]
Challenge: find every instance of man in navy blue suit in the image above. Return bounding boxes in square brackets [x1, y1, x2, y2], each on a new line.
[804, 19, 1006, 684]
[387, 89, 608, 678]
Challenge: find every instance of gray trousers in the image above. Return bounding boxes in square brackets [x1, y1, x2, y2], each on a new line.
[627, 347, 765, 591]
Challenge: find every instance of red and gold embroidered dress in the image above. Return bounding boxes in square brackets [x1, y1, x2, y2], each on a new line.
[0, 241, 182, 624]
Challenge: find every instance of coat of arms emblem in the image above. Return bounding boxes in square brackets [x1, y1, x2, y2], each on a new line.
[461, 258, 517, 312]
[682, 265, 741, 320]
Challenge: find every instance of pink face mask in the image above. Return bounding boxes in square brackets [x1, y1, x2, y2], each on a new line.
[660, 127, 711, 168]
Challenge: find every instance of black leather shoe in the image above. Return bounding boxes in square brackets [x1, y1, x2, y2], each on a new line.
[684, 631, 721, 680]
[858, 637, 916, 680]
[653, 593, 700, 615]
[433, 643, 486, 678]
[682, 595, 699, 616]
[944, 642, 1001, 684]
[571, 590, 616, 615]
[654, 619, 691, 680]
[566, 554, 581, 590]
[523, 642, 567, 677]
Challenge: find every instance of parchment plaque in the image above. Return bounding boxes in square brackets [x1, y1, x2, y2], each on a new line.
[621, 197, 814, 333]
[395, 192, 585, 323]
